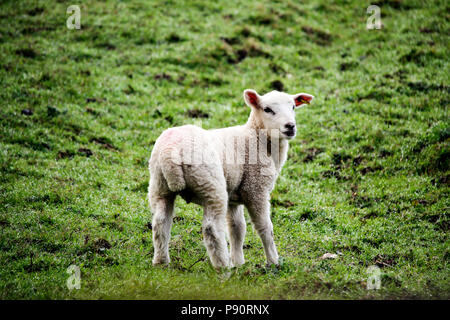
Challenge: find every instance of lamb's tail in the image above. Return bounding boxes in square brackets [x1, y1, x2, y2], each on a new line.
[159, 147, 186, 192]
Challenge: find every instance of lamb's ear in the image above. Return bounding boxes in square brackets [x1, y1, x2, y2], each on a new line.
[293, 93, 314, 107]
[243, 89, 261, 109]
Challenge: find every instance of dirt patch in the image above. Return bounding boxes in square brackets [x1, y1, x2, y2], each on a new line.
[186, 109, 209, 118]
[374, 254, 397, 268]
[27, 7, 45, 16]
[298, 49, 312, 57]
[301, 26, 332, 46]
[21, 109, 33, 116]
[406, 81, 449, 93]
[234, 49, 248, 63]
[378, 149, 392, 158]
[11, 137, 50, 151]
[166, 33, 183, 43]
[212, 36, 271, 65]
[154, 73, 172, 81]
[86, 97, 106, 103]
[78, 148, 93, 157]
[85, 107, 101, 116]
[15, 48, 38, 58]
[123, 84, 136, 95]
[164, 115, 174, 124]
[271, 198, 295, 208]
[47, 106, 61, 118]
[361, 145, 375, 153]
[360, 165, 384, 175]
[419, 27, 434, 34]
[339, 61, 358, 71]
[240, 27, 251, 37]
[0, 219, 10, 227]
[247, 14, 275, 26]
[270, 63, 286, 75]
[332, 152, 352, 166]
[100, 220, 123, 232]
[220, 36, 241, 45]
[90, 137, 118, 150]
[400, 49, 441, 66]
[95, 42, 116, 50]
[93, 238, 112, 253]
[270, 80, 284, 91]
[361, 210, 379, 221]
[303, 147, 324, 163]
[322, 170, 342, 180]
[352, 155, 364, 166]
[57, 150, 75, 159]
[299, 209, 316, 221]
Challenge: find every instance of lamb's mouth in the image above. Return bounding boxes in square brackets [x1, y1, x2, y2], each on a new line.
[282, 130, 296, 139]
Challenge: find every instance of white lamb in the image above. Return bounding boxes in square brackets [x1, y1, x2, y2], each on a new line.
[148, 89, 314, 269]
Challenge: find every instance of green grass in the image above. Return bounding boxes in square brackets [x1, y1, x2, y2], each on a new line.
[0, 0, 448, 299]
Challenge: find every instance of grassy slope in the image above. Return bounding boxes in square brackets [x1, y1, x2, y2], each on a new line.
[0, 0, 448, 299]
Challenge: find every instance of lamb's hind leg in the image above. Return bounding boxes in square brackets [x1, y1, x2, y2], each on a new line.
[202, 191, 230, 270]
[227, 205, 246, 267]
[150, 194, 175, 265]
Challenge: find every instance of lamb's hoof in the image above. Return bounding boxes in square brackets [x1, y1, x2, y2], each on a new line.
[152, 257, 170, 267]
[265, 263, 281, 273]
[231, 260, 245, 268]
[217, 269, 232, 280]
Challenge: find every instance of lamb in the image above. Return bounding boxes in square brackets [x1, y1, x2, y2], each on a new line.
[148, 89, 314, 269]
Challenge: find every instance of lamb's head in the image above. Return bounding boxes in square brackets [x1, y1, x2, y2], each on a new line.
[244, 89, 314, 140]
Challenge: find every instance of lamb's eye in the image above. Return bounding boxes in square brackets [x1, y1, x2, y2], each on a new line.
[264, 107, 275, 115]
[292, 105, 295, 110]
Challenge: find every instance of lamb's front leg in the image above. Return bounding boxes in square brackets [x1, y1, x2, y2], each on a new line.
[246, 199, 279, 266]
[227, 205, 246, 267]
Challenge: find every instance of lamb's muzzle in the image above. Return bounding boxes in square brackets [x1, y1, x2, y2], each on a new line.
[148, 89, 314, 269]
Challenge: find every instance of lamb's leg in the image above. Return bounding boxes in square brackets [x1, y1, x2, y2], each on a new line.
[227, 204, 246, 267]
[246, 200, 279, 266]
[151, 194, 175, 265]
[202, 195, 230, 270]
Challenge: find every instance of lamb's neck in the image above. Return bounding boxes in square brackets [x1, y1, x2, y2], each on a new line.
[244, 111, 289, 172]
[245, 110, 264, 130]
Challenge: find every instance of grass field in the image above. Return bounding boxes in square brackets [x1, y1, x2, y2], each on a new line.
[0, 0, 448, 299]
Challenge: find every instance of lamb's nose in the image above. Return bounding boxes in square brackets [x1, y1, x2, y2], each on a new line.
[285, 122, 296, 130]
